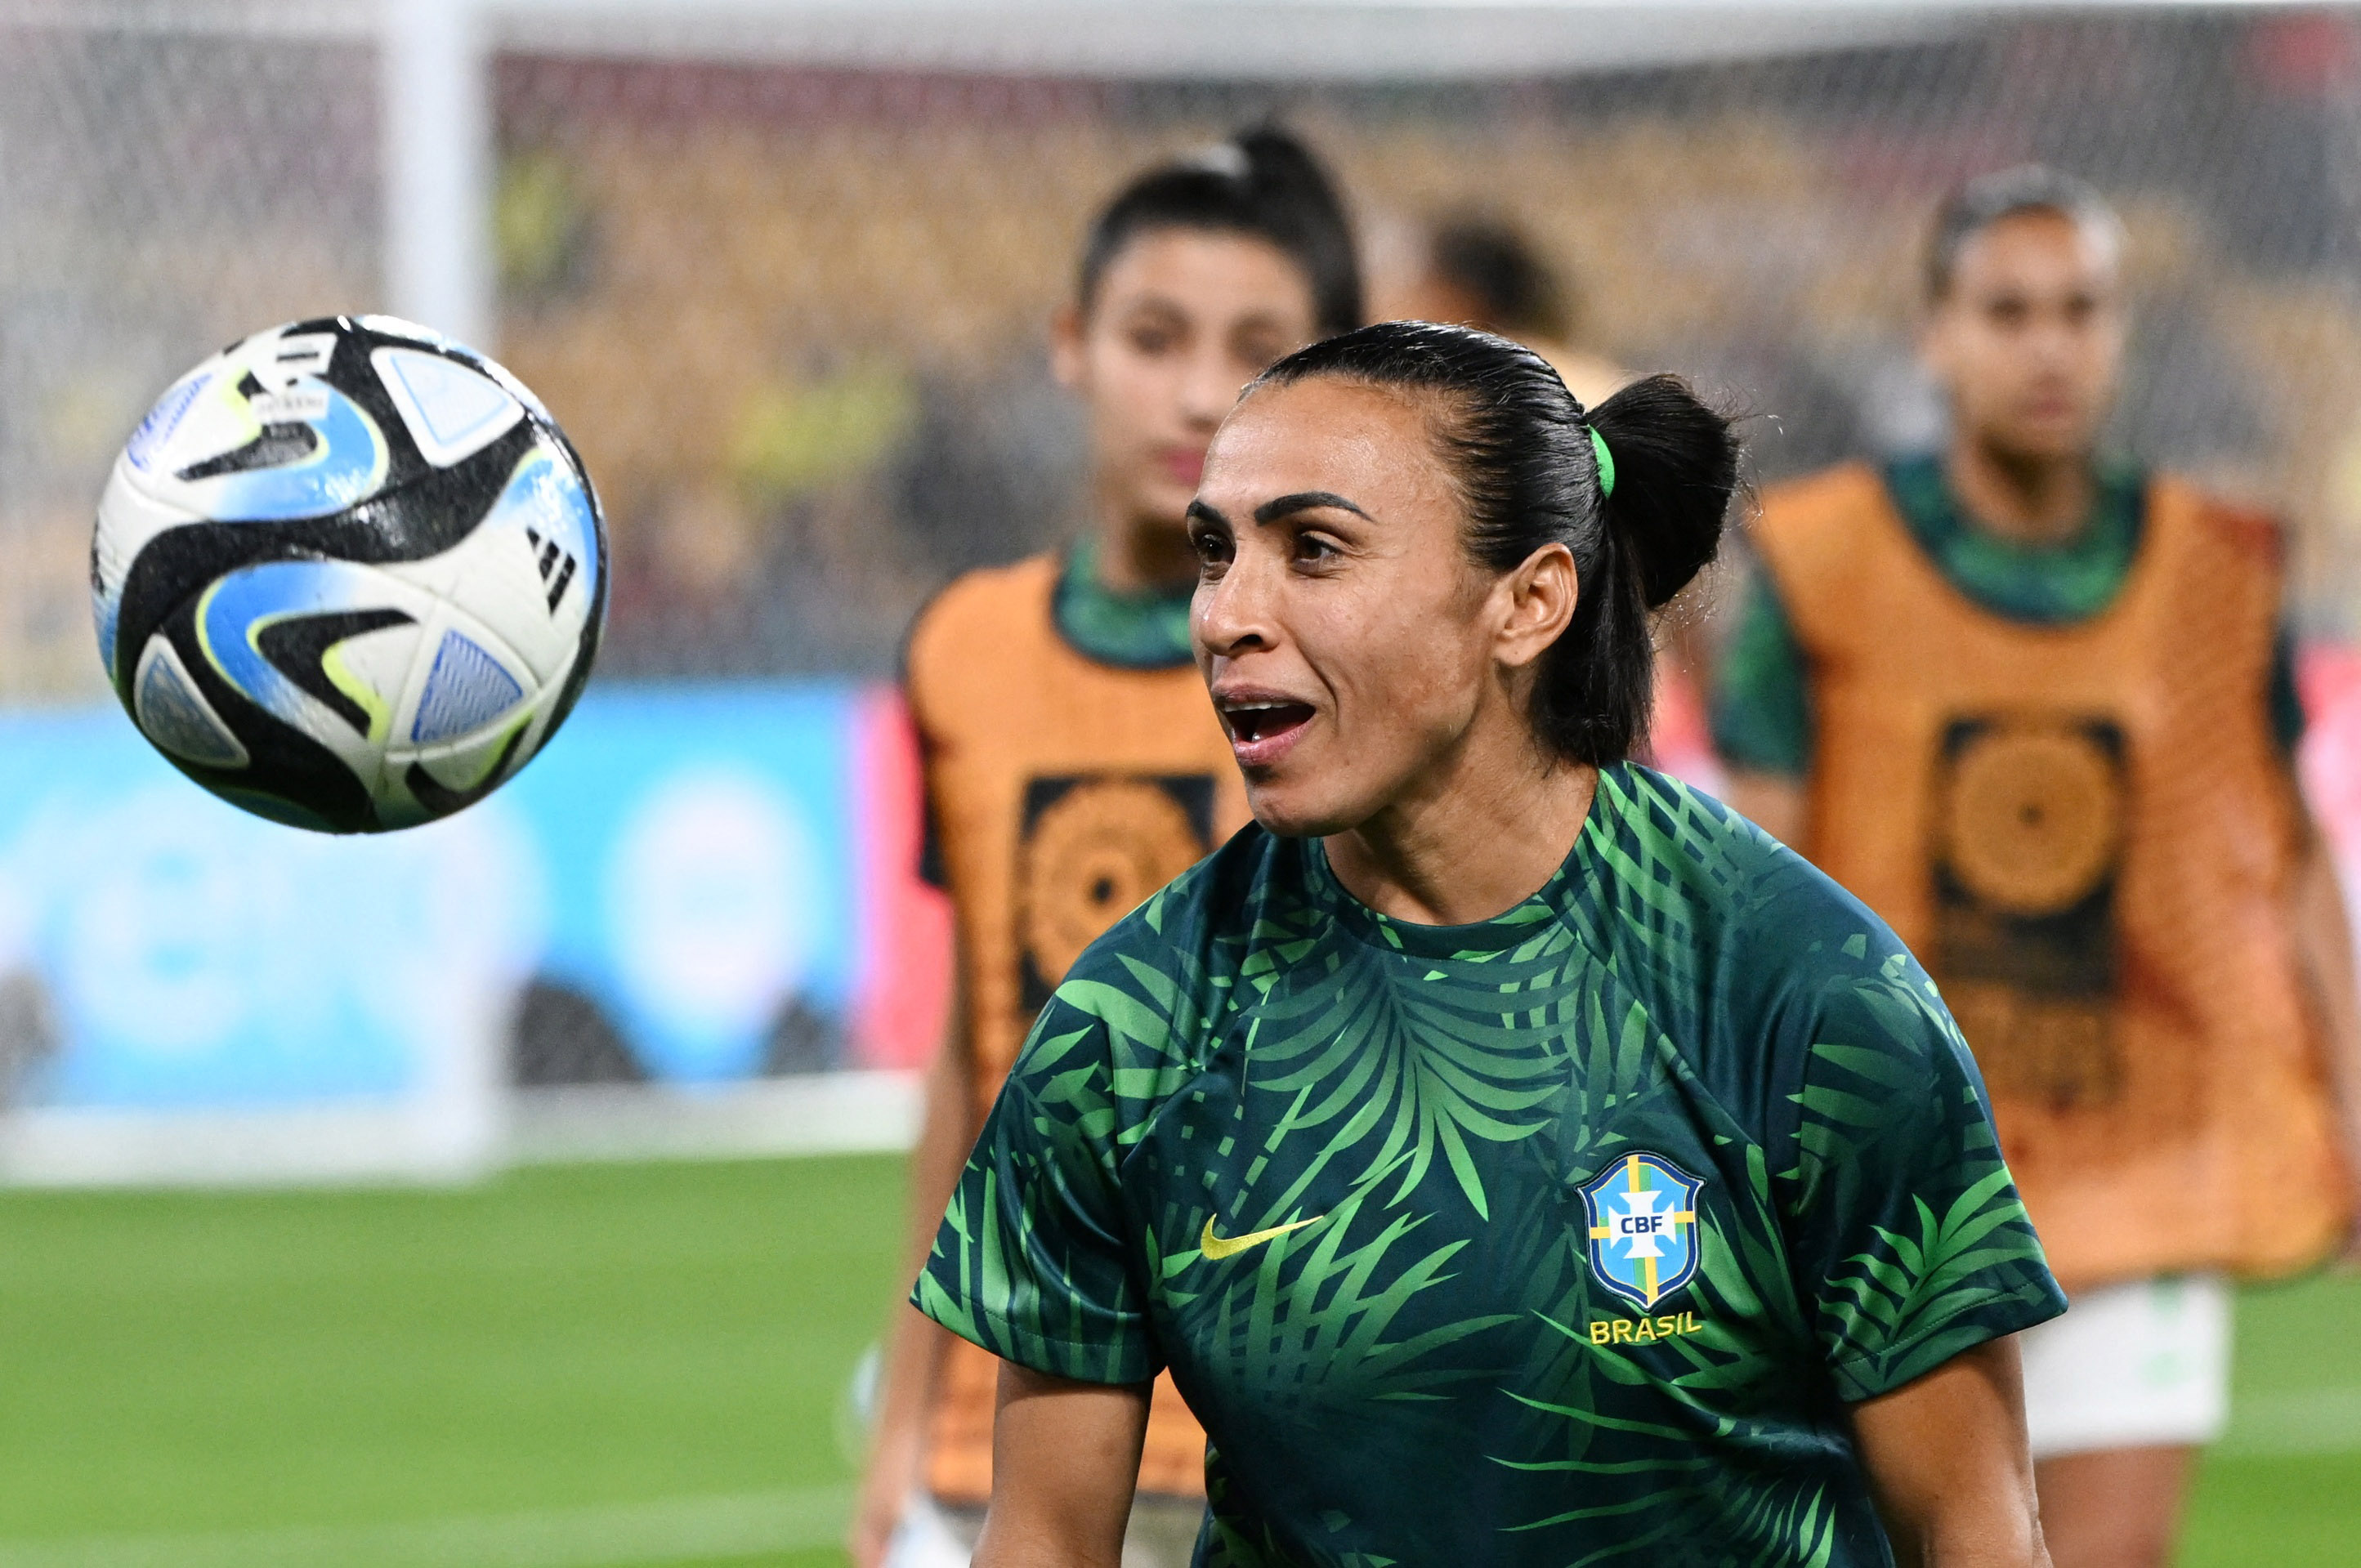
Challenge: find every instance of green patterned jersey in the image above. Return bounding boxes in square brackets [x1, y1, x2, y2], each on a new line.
[915, 764, 2064, 1567]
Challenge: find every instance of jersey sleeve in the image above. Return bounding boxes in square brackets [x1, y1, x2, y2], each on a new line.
[2271, 624, 2306, 753]
[1708, 565, 1816, 779]
[912, 984, 1163, 1386]
[916, 793, 948, 889]
[1772, 927, 2067, 1402]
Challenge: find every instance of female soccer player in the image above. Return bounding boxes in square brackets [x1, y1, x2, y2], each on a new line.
[914, 321, 2065, 1566]
[1715, 168, 2361, 1568]
[852, 128, 1360, 1568]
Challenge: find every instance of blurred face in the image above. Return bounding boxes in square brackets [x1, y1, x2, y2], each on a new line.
[1923, 208, 2124, 464]
[1054, 229, 1320, 538]
[1188, 378, 1575, 837]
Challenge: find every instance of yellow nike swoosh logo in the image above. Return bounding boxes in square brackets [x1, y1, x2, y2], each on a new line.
[1199, 1213, 1325, 1261]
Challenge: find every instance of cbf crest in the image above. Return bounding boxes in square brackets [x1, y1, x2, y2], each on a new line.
[1579, 1151, 1704, 1310]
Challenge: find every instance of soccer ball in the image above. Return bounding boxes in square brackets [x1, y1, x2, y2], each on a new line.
[91, 316, 606, 833]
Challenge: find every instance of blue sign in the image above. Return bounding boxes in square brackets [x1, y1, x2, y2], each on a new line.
[0, 683, 866, 1111]
[1579, 1150, 1705, 1311]
[494, 683, 865, 1083]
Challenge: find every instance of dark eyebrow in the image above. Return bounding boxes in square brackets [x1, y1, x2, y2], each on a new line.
[1185, 498, 1228, 530]
[1254, 490, 1371, 525]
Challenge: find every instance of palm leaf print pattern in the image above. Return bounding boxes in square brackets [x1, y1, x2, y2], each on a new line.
[919, 765, 2064, 1567]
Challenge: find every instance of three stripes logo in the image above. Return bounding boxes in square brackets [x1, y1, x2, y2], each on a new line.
[525, 525, 578, 613]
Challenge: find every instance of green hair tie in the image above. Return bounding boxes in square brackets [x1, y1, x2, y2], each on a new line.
[1588, 425, 1616, 499]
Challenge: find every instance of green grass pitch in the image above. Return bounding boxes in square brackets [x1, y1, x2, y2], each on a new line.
[0, 1154, 2352, 1566]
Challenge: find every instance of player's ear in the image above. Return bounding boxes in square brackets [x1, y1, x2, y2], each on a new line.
[1050, 302, 1089, 391]
[1493, 541, 1577, 672]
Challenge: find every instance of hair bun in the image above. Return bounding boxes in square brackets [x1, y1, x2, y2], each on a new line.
[1232, 125, 1326, 195]
[1229, 123, 1363, 333]
[1076, 121, 1364, 337]
[1584, 374, 1736, 609]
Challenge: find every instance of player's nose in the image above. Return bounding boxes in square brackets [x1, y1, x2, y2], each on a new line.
[1193, 547, 1281, 657]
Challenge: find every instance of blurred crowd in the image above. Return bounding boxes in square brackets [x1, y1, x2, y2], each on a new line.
[5, 14, 2361, 703]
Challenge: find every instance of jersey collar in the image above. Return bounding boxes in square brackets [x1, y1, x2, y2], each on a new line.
[1050, 539, 1197, 670]
[1882, 453, 2147, 625]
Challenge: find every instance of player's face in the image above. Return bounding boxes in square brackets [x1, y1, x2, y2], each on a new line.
[1923, 209, 2124, 464]
[1189, 378, 1523, 837]
[1054, 230, 1321, 538]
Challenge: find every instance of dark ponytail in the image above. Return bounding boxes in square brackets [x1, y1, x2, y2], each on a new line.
[1250, 321, 1738, 766]
[1077, 123, 1363, 337]
[1583, 376, 1737, 610]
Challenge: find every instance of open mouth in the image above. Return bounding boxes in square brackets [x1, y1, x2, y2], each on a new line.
[1221, 701, 1314, 747]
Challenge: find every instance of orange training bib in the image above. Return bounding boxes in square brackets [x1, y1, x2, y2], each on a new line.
[1753, 463, 2349, 1289]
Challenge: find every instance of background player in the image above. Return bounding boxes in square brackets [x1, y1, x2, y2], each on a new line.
[922, 323, 2062, 1566]
[1373, 210, 1623, 406]
[851, 126, 1362, 1568]
[1712, 167, 2361, 1568]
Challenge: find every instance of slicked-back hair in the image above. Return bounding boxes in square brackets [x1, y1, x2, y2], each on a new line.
[1078, 123, 1362, 337]
[1250, 322, 1740, 767]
